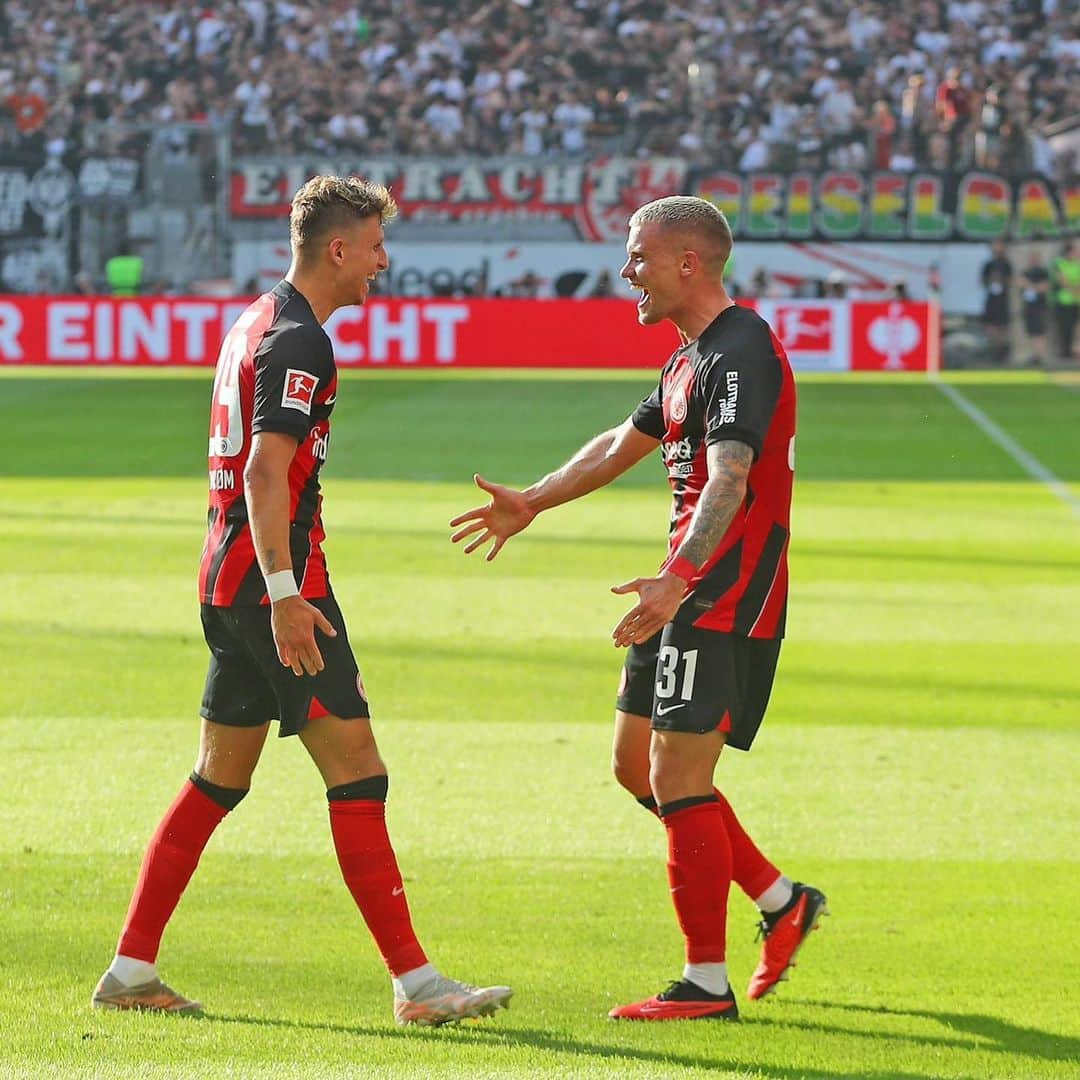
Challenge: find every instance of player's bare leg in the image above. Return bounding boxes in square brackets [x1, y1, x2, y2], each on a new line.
[301, 713, 512, 1026]
[611, 710, 653, 801]
[93, 719, 269, 1013]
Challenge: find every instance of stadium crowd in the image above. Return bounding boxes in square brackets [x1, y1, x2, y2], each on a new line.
[0, 0, 1077, 177]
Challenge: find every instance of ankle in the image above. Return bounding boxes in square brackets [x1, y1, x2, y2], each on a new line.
[392, 962, 437, 999]
[108, 954, 158, 987]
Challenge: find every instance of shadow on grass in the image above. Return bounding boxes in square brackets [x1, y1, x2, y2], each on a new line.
[206, 1011, 985, 1080]
[788, 999, 1080, 1069]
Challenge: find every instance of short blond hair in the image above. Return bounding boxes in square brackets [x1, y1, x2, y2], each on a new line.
[629, 196, 732, 276]
[289, 175, 398, 252]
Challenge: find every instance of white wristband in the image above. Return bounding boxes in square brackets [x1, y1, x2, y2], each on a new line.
[264, 570, 299, 603]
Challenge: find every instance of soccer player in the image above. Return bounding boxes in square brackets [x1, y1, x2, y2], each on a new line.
[450, 196, 825, 1021]
[92, 176, 512, 1027]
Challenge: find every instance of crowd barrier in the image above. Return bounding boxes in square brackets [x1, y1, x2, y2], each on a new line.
[0, 297, 937, 372]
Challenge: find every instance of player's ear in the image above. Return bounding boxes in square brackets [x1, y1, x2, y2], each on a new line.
[680, 250, 700, 277]
[327, 236, 345, 265]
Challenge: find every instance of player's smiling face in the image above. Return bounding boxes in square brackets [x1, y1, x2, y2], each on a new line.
[340, 215, 389, 306]
[620, 221, 684, 326]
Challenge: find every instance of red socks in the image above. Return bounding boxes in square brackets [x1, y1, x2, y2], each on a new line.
[329, 800, 427, 976]
[642, 789, 781, 901]
[663, 799, 732, 964]
[713, 789, 781, 900]
[117, 781, 228, 963]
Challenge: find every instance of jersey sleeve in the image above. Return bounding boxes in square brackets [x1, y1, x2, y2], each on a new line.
[631, 380, 666, 439]
[251, 325, 334, 441]
[700, 325, 782, 457]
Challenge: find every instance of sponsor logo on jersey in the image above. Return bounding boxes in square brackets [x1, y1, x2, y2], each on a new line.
[717, 370, 739, 425]
[662, 436, 696, 478]
[669, 385, 688, 423]
[662, 437, 694, 464]
[282, 369, 318, 414]
[310, 424, 330, 461]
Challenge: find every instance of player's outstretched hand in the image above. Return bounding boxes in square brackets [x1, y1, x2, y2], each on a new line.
[610, 572, 686, 647]
[270, 595, 338, 676]
[449, 474, 536, 561]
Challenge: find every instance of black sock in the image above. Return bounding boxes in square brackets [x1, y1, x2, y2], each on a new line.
[327, 774, 389, 803]
[190, 771, 248, 811]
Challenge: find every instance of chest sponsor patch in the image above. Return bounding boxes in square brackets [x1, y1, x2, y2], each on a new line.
[282, 369, 319, 414]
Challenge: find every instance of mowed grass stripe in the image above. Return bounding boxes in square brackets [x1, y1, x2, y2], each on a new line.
[3, 369, 1075, 484]
[3, 853, 1078, 1076]
[1, 719, 1077, 865]
[932, 378, 1080, 516]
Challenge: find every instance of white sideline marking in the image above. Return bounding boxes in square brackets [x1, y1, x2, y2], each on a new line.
[931, 377, 1080, 519]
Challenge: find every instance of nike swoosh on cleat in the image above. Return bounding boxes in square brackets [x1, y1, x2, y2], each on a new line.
[392, 886, 404, 896]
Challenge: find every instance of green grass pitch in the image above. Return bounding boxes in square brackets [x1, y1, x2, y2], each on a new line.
[0, 368, 1078, 1079]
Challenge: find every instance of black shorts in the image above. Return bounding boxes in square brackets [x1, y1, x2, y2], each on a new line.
[200, 593, 370, 738]
[1023, 304, 1047, 337]
[615, 623, 781, 751]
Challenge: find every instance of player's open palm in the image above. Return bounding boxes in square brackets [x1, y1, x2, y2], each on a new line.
[450, 474, 535, 561]
[271, 595, 337, 676]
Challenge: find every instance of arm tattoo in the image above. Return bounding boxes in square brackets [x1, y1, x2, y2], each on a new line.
[265, 548, 279, 572]
[676, 440, 753, 569]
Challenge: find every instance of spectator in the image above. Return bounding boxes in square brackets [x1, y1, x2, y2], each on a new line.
[824, 270, 848, 299]
[552, 91, 594, 155]
[868, 100, 897, 171]
[4, 79, 48, 137]
[935, 67, 974, 168]
[738, 125, 770, 172]
[1051, 241, 1080, 364]
[1020, 250, 1051, 367]
[0, 0, 1074, 176]
[980, 240, 1014, 365]
[820, 77, 860, 148]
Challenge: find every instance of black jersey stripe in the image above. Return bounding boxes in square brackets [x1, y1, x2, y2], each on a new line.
[678, 539, 743, 624]
[203, 507, 247, 605]
[733, 523, 789, 636]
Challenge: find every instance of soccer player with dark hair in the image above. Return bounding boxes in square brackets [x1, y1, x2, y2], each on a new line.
[92, 176, 512, 1027]
[451, 195, 826, 1021]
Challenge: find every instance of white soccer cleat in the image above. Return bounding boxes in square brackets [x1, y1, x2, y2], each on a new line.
[91, 971, 203, 1014]
[393, 973, 512, 1027]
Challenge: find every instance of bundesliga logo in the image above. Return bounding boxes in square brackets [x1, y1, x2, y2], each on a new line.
[282, 369, 318, 415]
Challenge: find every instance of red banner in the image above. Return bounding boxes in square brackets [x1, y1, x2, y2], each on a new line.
[0, 296, 935, 370]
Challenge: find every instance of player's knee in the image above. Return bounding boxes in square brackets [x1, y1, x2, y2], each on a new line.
[611, 753, 649, 795]
[194, 751, 257, 792]
[648, 746, 711, 804]
[190, 770, 249, 811]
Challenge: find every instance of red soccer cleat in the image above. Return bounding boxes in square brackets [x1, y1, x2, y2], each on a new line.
[609, 980, 739, 1021]
[747, 881, 828, 1000]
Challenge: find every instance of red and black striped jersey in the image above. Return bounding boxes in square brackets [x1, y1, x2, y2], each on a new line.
[632, 304, 796, 639]
[198, 280, 337, 606]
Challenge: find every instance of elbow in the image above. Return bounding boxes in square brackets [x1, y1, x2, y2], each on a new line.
[243, 459, 271, 497]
